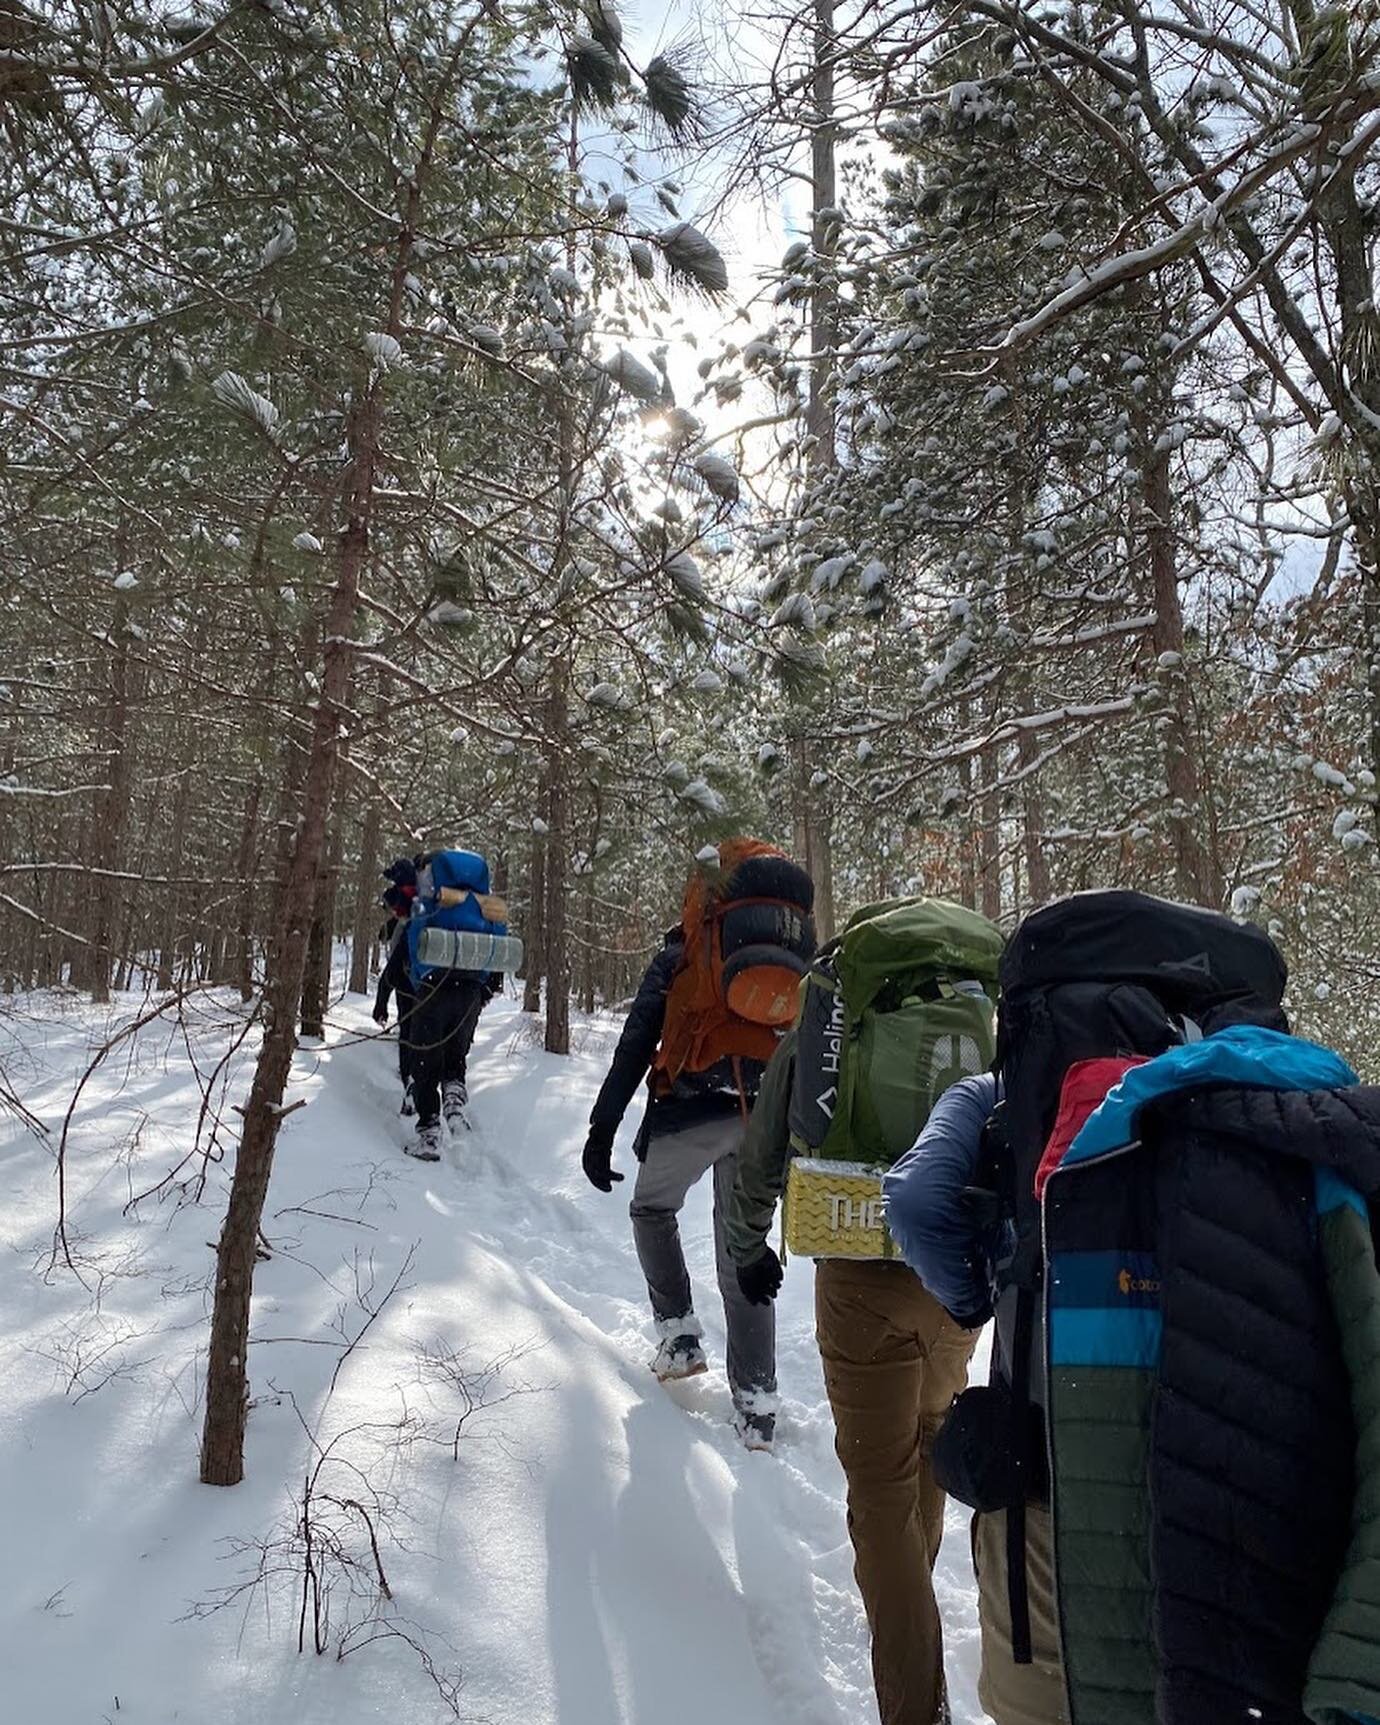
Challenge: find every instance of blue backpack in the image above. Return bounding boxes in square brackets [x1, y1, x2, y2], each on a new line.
[407, 850, 507, 983]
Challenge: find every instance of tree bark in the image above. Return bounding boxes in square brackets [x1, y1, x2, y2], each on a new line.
[543, 680, 571, 1055]
[523, 818, 545, 1015]
[200, 381, 380, 1488]
[300, 811, 342, 1037]
[83, 597, 135, 1002]
[158, 759, 194, 992]
[979, 744, 1002, 922]
[790, 0, 840, 940]
[347, 798, 382, 995]
[1142, 442, 1220, 907]
[232, 776, 262, 1002]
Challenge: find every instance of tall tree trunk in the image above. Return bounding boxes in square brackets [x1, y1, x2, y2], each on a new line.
[200, 382, 380, 1488]
[957, 709, 977, 910]
[543, 681, 571, 1055]
[158, 759, 194, 992]
[347, 798, 382, 995]
[1142, 442, 1220, 907]
[84, 600, 134, 1002]
[785, 0, 840, 941]
[979, 744, 1001, 922]
[300, 907, 329, 1039]
[1316, 123, 1380, 836]
[232, 776, 262, 1002]
[300, 810, 343, 1038]
[523, 808, 545, 1015]
[580, 791, 601, 1014]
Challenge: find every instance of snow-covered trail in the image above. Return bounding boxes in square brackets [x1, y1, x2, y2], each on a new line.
[0, 988, 987, 1725]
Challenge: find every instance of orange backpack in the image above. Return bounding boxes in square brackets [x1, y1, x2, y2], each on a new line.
[652, 839, 816, 1095]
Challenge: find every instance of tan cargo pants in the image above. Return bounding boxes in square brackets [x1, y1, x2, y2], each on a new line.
[815, 1258, 977, 1725]
[973, 1505, 1069, 1725]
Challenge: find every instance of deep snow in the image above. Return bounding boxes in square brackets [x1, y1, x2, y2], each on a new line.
[0, 985, 988, 1724]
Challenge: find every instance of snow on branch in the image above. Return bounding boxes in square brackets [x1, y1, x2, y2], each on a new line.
[0, 781, 112, 799]
[981, 95, 1378, 363]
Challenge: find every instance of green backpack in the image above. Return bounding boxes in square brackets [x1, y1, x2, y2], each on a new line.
[787, 896, 1004, 1167]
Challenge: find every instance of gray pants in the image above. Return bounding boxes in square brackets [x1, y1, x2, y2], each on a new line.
[629, 1114, 776, 1402]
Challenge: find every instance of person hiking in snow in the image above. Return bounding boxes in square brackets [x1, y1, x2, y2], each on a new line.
[888, 890, 1380, 1725]
[580, 839, 815, 1452]
[373, 867, 420, 1116]
[880, 1075, 1055, 1725]
[403, 849, 510, 1161]
[725, 896, 1004, 1725]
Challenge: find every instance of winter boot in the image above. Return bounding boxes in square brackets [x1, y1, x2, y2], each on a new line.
[406, 1118, 442, 1161]
[442, 1080, 469, 1129]
[732, 1388, 779, 1453]
[399, 1079, 416, 1118]
[649, 1315, 707, 1382]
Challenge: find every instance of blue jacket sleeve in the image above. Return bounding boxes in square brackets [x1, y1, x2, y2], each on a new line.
[883, 1072, 1001, 1327]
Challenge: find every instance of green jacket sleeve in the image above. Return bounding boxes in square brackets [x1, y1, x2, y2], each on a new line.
[726, 1030, 796, 1267]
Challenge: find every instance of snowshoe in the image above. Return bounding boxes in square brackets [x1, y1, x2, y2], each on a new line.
[406, 1118, 442, 1161]
[650, 1328, 708, 1383]
[399, 1079, 416, 1119]
[442, 1080, 469, 1130]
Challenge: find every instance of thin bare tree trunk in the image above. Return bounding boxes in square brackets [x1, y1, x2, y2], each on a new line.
[544, 680, 571, 1055]
[232, 776, 262, 1002]
[347, 798, 382, 995]
[791, 0, 840, 941]
[84, 600, 135, 1002]
[523, 808, 545, 1015]
[979, 744, 1001, 923]
[158, 760, 193, 991]
[200, 384, 381, 1488]
[300, 811, 342, 1037]
[1143, 442, 1220, 907]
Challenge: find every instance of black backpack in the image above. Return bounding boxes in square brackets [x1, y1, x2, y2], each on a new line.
[995, 889, 1289, 1296]
[937, 890, 1289, 1663]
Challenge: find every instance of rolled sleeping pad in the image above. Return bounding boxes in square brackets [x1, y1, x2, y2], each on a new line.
[723, 854, 815, 915]
[721, 943, 808, 1026]
[415, 925, 525, 974]
[720, 900, 817, 963]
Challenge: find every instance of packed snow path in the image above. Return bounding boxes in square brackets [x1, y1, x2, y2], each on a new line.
[0, 989, 988, 1724]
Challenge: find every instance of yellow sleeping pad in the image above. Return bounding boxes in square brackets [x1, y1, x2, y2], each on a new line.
[783, 1158, 894, 1260]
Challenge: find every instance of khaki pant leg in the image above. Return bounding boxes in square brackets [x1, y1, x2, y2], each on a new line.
[916, 1313, 979, 1565]
[816, 1260, 977, 1725]
[974, 1506, 1069, 1725]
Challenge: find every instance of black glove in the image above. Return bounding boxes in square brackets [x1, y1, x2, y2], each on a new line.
[372, 1002, 388, 1026]
[737, 1246, 784, 1306]
[582, 1133, 623, 1192]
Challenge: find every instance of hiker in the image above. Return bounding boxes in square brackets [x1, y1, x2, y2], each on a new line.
[882, 1076, 1060, 1725]
[725, 896, 1004, 1725]
[895, 889, 1380, 1725]
[404, 849, 510, 1161]
[373, 868, 420, 1116]
[580, 839, 815, 1451]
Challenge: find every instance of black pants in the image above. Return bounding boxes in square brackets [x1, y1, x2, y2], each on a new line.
[395, 987, 419, 1088]
[412, 975, 485, 1125]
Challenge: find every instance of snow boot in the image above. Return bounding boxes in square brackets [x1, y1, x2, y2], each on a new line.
[732, 1388, 779, 1453]
[649, 1316, 707, 1382]
[442, 1080, 469, 1130]
[406, 1118, 442, 1161]
[399, 1079, 416, 1118]
[733, 1408, 776, 1453]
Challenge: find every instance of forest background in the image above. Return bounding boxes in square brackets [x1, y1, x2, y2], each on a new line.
[5, 2, 1380, 1455]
